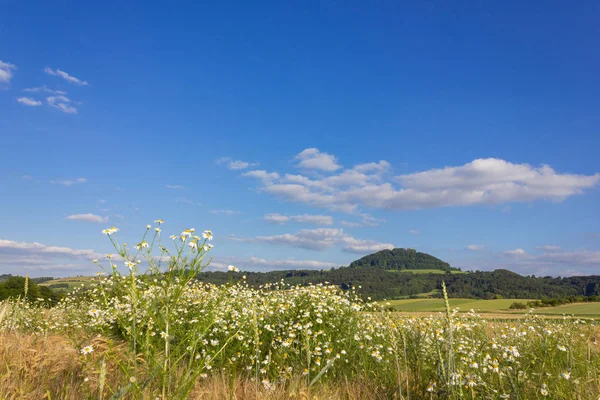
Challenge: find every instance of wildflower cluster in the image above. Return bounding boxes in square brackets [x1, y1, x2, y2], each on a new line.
[1, 222, 599, 399]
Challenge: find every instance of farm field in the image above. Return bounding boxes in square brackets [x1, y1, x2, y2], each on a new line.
[385, 298, 600, 318]
[39, 276, 97, 292]
[534, 302, 600, 317]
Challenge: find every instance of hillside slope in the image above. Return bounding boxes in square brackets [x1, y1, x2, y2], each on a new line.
[349, 248, 458, 272]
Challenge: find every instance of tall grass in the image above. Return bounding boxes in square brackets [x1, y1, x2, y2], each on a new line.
[1, 222, 599, 399]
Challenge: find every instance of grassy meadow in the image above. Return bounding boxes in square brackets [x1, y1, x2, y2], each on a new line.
[386, 298, 600, 318]
[1, 224, 599, 399]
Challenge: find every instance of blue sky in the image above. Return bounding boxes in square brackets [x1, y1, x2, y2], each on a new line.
[1, 0, 599, 277]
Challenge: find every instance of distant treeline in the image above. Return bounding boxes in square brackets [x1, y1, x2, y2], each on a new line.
[196, 268, 600, 301]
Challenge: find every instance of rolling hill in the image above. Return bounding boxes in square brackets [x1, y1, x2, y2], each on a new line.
[348, 248, 460, 273]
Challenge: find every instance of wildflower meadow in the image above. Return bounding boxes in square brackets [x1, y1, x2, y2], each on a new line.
[1, 222, 599, 399]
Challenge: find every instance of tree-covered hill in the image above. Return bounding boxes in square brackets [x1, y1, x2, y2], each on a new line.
[348, 248, 458, 272]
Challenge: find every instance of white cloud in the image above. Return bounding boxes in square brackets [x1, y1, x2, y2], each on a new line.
[176, 197, 202, 206]
[22, 175, 33, 180]
[246, 257, 337, 269]
[230, 227, 394, 254]
[229, 160, 258, 170]
[17, 97, 42, 106]
[341, 214, 384, 228]
[210, 256, 338, 271]
[50, 177, 87, 186]
[0, 239, 100, 260]
[243, 170, 280, 183]
[504, 248, 528, 257]
[217, 157, 258, 170]
[264, 213, 291, 224]
[264, 213, 333, 225]
[23, 85, 67, 95]
[0, 60, 16, 83]
[537, 245, 561, 251]
[294, 148, 341, 172]
[535, 251, 600, 265]
[353, 160, 391, 174]
[44, 67, 88, 86]
[340, 221, 362, 228]
[291, 214, 333, 225]
[210, 209, 240, 215]
[0, 239, 108, 276]
[46, 95, 77, 114]
[243, 152, 600, 212]
[467, 244, 484, 251]
[65, 213, 108, 224]
[409, 230, 420, 235]
[166, 185, 184, 189]
[500, 246, 600, 276]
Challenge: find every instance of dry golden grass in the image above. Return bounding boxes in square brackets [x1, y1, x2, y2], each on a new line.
[0, 333, 391, 400]
[0, 333, 132, 400]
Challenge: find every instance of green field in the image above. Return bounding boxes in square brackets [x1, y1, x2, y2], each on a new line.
[385, 298, 528, 312]
[385, 298, 600, 317]
[386, 269, 466, 274]
[534, 303, 600, 317]
[40, 276, 96, 293]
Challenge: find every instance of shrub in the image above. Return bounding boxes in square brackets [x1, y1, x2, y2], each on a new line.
[509, 301, 527, 310]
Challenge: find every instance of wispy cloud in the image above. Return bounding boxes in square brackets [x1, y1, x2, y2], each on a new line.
[466, 244, 484, 251]
[0, 239, 100, 260]
[46, 95, 77, 114]
[44, 67, 88, 86]
[409, 229, 421, 235]
[502, 246, 600, 276]
[217, 157, 259, 170]
[50, 177, 87, 186]
[210, 209, 240, 215]
[0, 239, 105, 275]
[17, 97, 42, 106]
[264, 213, 333, 225]
[23, 85, 67, 95]
[536, 245, 561, 251]
[242, 149, 600, 213]
[65, 213, 108, 224]
[22, 175, 33, 180]
[176, 197, 202, 206]
[230, 228, 394, 254]
[166, 185, 184, 189]
[210, 256, 338, 271]
[0, 60, 16, 84]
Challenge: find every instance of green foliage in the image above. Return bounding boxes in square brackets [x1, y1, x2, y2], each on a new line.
[509, 302, 528, 310]
[0, 276, 62, 304]
[197, 267, 600, 302]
